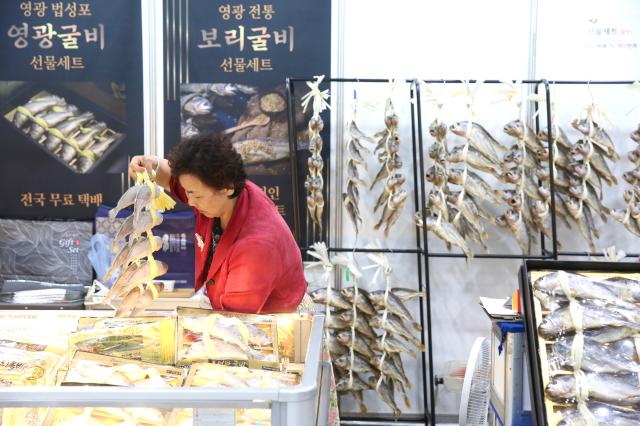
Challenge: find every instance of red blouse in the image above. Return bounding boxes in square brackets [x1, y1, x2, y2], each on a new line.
[169, 178, 306, 313]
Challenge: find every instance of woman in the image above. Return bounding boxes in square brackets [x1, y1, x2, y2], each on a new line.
[129, 133, 306, 313]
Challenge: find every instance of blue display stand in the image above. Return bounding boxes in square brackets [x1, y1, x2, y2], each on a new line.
[489, 320, 533, 426]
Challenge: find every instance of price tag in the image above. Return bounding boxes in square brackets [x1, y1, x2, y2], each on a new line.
[194, 408, 235, 426]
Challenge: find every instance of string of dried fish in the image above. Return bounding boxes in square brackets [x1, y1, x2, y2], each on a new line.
[342, 94, 374, 234]
[104, 171, 175, 316]
[301, 76, 330, 233]
[418, 83, 480, 257]
[373, 85, 407, 237]
[498, 86, 536, 254]
[308, 243, 424, 416]
[611, 122, 640, 238]
[363, 249, 408, 415]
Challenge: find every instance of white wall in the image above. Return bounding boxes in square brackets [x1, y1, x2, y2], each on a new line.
[329, 0, 640, 419]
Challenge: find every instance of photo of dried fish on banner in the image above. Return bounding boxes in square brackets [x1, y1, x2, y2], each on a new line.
[306, 242, 425, 417]
[526, 269, 640, 425]
[179, 83, 296, 175]
[3, 84, 125, 174]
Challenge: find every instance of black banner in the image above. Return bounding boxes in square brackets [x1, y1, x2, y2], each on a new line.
[163, 0, 331, 235]
[0, 0, 144, 219]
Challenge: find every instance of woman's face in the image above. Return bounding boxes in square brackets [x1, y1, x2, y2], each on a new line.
[178, 173, 234, 218]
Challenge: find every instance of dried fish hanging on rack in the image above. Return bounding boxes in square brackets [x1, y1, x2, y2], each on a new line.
[611, 122, 640, 237]
[301, 76, 330, 234]
[343, 91, 375, 235]
[307, 243, 425, 417]
[415, 83, 473, 257]
[497, 82, 550, 254]
[371, 86, 408, 237]
[417, 81, 626, 255]
[365, 249, 411, 417]
[418, 81, 500, 258]
[558, 101, 615, 251]
[102, 171, 176, 316]
[531, 88, 617, 251]
[332, 255, 372, 415]
[533, 99, 575, 233]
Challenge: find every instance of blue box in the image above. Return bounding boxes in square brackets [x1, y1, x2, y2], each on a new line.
[94, 204, 195, 290]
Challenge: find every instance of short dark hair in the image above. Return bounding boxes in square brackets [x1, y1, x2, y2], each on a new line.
[167, 133, 247, 198]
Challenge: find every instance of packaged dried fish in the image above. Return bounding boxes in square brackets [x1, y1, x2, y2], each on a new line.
[68, 318, 176, 365]
[63, 352, 185, 387]
[184, 362, 299, 388]
[0, 346, 64, 426]
[176, 308, 277, 366]
[0, 346, 62, 387]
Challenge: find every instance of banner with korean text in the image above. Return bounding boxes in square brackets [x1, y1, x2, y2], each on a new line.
[163, 1, 331, 237]
[0, 0, 144, 219]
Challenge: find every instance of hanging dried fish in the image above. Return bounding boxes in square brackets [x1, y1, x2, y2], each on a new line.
[611, 123, 640, 239]
[300, 76, 330, 234]
[342, 98, 374, 234]
[372, 94, 407, 236]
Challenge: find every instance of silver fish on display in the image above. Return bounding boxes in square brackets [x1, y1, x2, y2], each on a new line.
[447, 145, 501, 177]
[557, 402, 640, 426]
[338, 310, 378, 339]
[340, 287, 377, 316]
[336, 372, 369, 392]
[367, 376, 402, 418]
[334, 353, 375, 373]
[533, 271, 640, 305]
[429, 119, 447, 142]
[309, 288, 352, 311]
[373, 190, 408, 237]
[420, 214, 473, 259]
[370, 335, 417, 358]
[538, 301, 640, 339]
[448, 169, 502, 205]
[571, 119, 618, 159]
[449, 121, 507, 164]
[550, 337, 640, 374]
[546, 372, 640, 405]
[335, 330, 376, 359]
[536, 126, 574, 152]
[503, 119, 543, 152]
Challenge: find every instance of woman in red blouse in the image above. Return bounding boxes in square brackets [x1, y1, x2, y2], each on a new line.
[129, 134, 306, 313]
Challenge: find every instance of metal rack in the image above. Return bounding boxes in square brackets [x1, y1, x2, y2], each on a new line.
[286, 77, 640, 425]
[286, 77, 434, 425]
